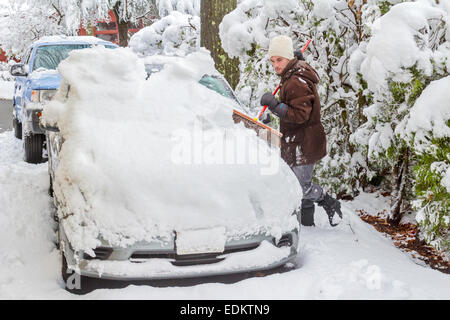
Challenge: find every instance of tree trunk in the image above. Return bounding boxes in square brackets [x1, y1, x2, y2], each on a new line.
[200, 0, 240, 89]
[149, 0, 160, 19]
[117, 20, 129, 47]
[113, 4, 129, 47]
[388, 148, 409, 225]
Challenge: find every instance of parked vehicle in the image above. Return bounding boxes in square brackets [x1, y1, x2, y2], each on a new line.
[41, 50, 300, 291]
[10, 36, 117, 163]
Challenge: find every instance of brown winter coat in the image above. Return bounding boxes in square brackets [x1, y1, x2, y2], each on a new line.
[278, 58, 327, 166]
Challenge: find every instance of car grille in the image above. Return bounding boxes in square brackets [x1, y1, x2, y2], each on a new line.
[83, 247, 113, 260]
[128, 242, 261, 267]
[274, 233, 293, 247]
[130, 252, 173, 260]
[82, 233, 293, 265]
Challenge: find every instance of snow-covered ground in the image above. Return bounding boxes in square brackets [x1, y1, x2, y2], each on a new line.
[0, 80, 13, 100]
[0, 129, 449, 299]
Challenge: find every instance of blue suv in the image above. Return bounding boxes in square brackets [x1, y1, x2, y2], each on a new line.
[10, 36, 118, 163]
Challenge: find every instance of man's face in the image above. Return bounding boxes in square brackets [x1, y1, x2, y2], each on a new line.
[270, 56, 290, 75]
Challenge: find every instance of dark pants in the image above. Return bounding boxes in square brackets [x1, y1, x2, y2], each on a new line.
[291, 164, 324, 202]
[291, 164, 324, 226]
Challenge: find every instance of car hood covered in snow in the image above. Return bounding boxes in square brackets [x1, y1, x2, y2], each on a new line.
[43, 47, 301, 253]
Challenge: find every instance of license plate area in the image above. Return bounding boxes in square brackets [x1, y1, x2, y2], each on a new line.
[175, 227, 226, 256]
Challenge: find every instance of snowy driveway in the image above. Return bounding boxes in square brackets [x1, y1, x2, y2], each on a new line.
[0, 130, 449, 299]
[0, 99, 12, 133]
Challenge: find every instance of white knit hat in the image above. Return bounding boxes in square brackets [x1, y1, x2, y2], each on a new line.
[268, 35, 294, 60]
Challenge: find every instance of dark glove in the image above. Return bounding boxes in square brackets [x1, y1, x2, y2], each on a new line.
[259, 111, 271, 124]
[294, 50, 305, 61]
[260, 92, 279, 109]
[260, 92, 289, 120]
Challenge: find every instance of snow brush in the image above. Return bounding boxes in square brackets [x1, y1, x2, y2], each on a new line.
[254, 39, 312, 122]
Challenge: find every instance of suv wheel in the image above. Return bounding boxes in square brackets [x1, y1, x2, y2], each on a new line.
[49, 174, 54, 197]
[13, 117, 22, 140]
[23, 131, 44, 163]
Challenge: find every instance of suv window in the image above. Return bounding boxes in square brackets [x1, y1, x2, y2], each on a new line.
[22, 47, 32, 65]
[33, 44, 90, 70]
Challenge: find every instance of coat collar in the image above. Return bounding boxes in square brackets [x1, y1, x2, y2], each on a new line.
[279, 58, 299, 82]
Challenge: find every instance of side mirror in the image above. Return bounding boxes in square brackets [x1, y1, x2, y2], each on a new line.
[10, 64, 28, 77]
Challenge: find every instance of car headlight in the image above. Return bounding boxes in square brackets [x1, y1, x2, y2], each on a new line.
[30, 89, 57, 103]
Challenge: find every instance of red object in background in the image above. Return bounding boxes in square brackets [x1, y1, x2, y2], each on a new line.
[78, 10, 143, 45]
[0, 49, 20, 63]
[1, 9, 144, 63]
[0, 50, 8, 63]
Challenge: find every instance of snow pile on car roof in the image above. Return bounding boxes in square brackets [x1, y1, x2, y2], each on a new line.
[43, 47, 301, 253]
[34, 35, 112, 45]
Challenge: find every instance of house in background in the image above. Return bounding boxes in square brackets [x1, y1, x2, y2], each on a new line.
[78, 10, 143, 45]
[0, 9, 152, 62]
[0, 49, 8, 63]
[0, 48, 19, 63]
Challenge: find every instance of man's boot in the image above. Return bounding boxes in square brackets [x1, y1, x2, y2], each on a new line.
[300, 199, 315, 226]
[317, 193, 343, 227]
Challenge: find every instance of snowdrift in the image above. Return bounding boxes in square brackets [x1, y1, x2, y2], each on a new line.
[43, 47, 301, 252]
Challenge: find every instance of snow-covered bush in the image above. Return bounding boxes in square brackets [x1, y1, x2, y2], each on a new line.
[350, 0, 449, 229]
[413, 139, 449, 259]
[0, 61, 15, 82]
[129, 0, 204, 57]
[347, 0, 449, 254]
[398, 76, 450, 257]
[156, 0, 200, 17]
[0, 2, 66, 58]
[129, 11, 199, 56]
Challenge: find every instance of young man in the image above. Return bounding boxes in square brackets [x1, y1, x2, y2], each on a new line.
[260, 35, 342, 227]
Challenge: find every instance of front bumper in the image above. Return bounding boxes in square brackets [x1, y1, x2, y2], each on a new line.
[62, 230, 299, 281]
[23, 103, 44, 134]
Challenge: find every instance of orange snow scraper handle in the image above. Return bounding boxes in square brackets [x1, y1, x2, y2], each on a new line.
[255, 39, 312, 121]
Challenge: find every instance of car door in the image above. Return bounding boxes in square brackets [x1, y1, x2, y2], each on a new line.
[13, 46, 32, 122]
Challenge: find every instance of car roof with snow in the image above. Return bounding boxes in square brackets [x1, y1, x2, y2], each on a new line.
[32, 35, 119, 47]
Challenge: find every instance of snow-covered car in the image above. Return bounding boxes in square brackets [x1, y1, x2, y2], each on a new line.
[41, 47, 301, 286]
[10, 36, 118, 163]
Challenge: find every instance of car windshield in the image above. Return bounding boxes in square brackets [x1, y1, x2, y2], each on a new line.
[33, 44, 92, 70]
[144, 63, 164, 79]
[144, 63, 239, 103]
[198, 75, 238, 102]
